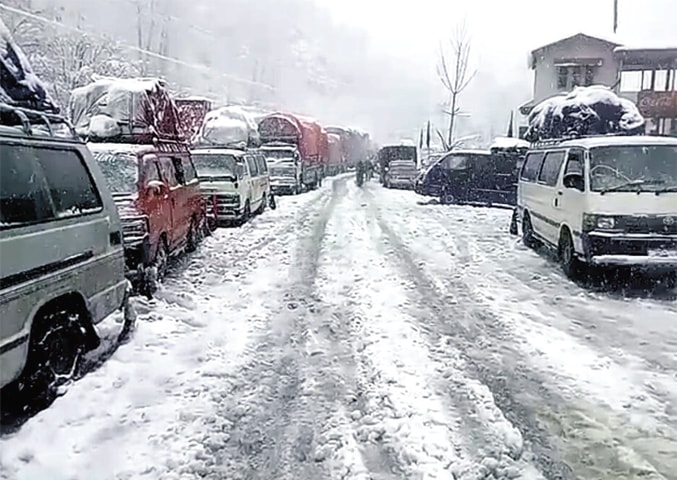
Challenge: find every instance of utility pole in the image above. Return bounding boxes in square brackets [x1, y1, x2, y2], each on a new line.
[613, 0, 619, 33]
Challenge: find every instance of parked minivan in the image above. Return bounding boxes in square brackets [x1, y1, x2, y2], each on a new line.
[516, 135, 677, 279]
[415, 149, 520, 206]
[191, 148, 273, 226]
[0, 106, 132, 400]
[89, 141, 208, 296]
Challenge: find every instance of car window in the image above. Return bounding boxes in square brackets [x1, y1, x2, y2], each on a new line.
[257, 155, 268, 174]
[182, 157, 198, 182]
[158, 157, 179, 187]
[93, 150, 139, 194]
[1, 144, 103, 226]
[441, 154, 468, 170]
[246, 156, 259, 176]
[520, 152, 545, 182]
[564, 150, 584, 175]
[171, 157, 186, 184]
[538, 151, 566, 186]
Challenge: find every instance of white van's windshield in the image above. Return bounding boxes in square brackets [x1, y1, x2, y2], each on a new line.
[589, 145, 677, 192]
[192, 153, 242, 180]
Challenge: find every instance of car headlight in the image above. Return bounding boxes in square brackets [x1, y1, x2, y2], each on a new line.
[596, 216, 616, 230]
[583, 214, 617, 231]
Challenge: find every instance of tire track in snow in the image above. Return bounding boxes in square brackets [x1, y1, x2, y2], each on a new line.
[360, 186, 568, 480]
[368, 187, 676, 479]
[194, 177, 381, 480]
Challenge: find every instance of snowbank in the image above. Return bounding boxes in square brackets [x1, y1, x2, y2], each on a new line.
[0, 17, 57, 112]
[525, 85, 645, 142]
[69, 77, 182, 142]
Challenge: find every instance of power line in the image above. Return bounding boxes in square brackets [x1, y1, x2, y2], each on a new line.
[0, 3, 275, 91]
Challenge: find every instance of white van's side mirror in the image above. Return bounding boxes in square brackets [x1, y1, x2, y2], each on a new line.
[563, 173, 584, 191]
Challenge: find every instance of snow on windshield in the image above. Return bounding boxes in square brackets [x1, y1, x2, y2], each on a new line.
[92, 151, 138, 194]
[191, 153, 241, 178]
[589, 145, 677, 192]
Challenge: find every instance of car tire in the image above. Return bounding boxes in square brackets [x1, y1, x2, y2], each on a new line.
[145, 239, 169, 298]
[186, 219, 198, 253]
[11, 308, 88, 407]
[257, 194, 267, 215]
[522, 213, 538, 249]
[241, 200, 251, 224]
[269, 194, 277, 210]
[440, 187, 454, 205]
[509, 208, 519, 235]
[559, 229, 582, 279]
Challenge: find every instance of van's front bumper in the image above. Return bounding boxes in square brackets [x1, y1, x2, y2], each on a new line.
[584, 232, 677, 267]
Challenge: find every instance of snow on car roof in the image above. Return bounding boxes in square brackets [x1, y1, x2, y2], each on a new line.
[491, 137, 530, 150]
[87, 143, 150, 158]
[190, 147, 247, 156]
[546, 135, 677, 149]
[444, 149, 491, 155]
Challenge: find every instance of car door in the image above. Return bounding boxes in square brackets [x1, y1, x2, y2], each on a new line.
[156, 156, 183, 251]
[139, 154, 172, 258]
[518, 151, 546, 234]
[535, 150, 567, 245]
[245, 155, 260, 208]
[257, 153, 271, 198]
[554, 148, 587, 243]
[180, 155, 203, 224]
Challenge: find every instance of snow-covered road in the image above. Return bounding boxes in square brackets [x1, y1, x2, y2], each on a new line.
[2, 176, 677, 480]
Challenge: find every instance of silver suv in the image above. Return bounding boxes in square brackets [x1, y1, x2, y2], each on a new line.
[0, 105, 133, 403]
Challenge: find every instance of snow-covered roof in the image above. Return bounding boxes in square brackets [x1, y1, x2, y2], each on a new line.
[615, 44, 677, 53]
[490, 137, 530, 150]
[87, 143, 152, 157]
[446, 149, 491, 155]
[190, 147, 247, 157]
[555, 135, 677, 149]
[531, 32, 622, 56]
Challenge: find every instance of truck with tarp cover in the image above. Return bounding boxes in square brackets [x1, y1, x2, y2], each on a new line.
[175, 97, 212, 144]
[258, 112, 324, 190]
[326, 125, 370, 168]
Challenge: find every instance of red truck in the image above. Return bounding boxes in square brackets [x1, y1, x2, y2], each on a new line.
[258, 112, 325, 190]
[327, 133, 345, 176]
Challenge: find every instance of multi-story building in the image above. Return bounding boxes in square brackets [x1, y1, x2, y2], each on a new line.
[616, 45, 677, 136]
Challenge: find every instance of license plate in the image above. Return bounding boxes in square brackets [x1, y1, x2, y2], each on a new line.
[648, 249, 677, 258]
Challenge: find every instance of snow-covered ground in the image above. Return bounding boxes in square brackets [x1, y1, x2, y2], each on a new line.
[1, 176, 676, 480]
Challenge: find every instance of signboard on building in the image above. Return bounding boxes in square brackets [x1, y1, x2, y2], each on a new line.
[637, 91, 677, 118]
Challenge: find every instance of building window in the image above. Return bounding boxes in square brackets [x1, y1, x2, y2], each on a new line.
[584, 66, 595, 86]
[572, 66, 582, 87]
[557, 66, 568, 89]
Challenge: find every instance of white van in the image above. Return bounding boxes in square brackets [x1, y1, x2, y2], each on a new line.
[0, 106, 132, 401]
[516, 135, 677, 279]
[191, 148, 273, 226]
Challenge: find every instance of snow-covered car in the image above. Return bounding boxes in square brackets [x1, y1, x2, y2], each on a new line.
[192, 148, 272, 225]
[0, 105, 131, 400]
[379, 145, 419, 189]
[516, 135, 677, 279]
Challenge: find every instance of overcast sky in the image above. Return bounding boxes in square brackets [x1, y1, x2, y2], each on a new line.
[314, 0, 677, 141]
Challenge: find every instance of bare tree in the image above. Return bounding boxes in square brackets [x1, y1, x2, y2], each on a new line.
[437, 21, 476, 147]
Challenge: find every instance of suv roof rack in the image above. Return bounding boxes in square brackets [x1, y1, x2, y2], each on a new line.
[0, 102, 78, 141]
[530, 132, 642, 149]
[150, 137, 191, 154]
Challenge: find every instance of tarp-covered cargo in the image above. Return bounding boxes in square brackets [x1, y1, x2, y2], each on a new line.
[175, 97, 212, 143]
[0, 17, 57, 112]
[193, 106, 261, 148]
[327, 133, 343, 166]
[259, 112, 323, 164]
[326, 125, 370, 165]
[525, 85, 645, 142]
[69, 77, 183, 142]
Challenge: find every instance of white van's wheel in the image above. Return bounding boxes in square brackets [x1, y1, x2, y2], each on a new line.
[522, 214, 538, 249]
[559, 229, 581, 279]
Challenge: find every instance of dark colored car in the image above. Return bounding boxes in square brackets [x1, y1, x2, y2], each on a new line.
[414, 149, 523, 206]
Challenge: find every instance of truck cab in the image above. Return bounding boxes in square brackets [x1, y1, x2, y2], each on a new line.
[261, 143, 303, 195]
